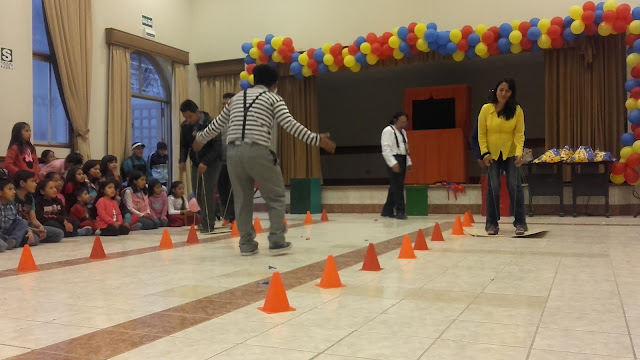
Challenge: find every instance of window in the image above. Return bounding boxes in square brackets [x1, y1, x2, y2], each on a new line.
[130, 52, 170, 160]
[32, 0, 70, 145]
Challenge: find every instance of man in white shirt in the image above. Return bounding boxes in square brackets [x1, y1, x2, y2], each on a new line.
[381, 112, 412, 220]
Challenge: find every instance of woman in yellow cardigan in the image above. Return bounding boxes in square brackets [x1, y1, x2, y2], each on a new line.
[478, 78, 527, 235]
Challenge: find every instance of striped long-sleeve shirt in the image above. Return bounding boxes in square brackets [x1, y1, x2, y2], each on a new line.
[196, 85, 320, 148]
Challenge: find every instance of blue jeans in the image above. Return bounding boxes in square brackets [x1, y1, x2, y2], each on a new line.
[485, 156, 527, 230]
[0, 218, 29, 251]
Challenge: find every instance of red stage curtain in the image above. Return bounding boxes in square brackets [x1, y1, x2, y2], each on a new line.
[405, 129, 468, 184]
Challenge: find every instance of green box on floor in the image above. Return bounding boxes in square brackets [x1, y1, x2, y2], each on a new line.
[290, 178, 322, 214]
[406, 185, 429, 216]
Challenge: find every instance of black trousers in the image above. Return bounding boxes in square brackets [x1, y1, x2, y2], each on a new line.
[218, 164, 235, 221]
[382, 155, 407, 216]
[100, 224, 131, 236]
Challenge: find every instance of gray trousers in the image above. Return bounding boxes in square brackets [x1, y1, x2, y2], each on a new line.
[227, 143, 286, 252]
[191, 162, 222, 231]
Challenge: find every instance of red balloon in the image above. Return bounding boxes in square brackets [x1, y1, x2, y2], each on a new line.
[547, 25, 562, 39]
[408, 22, 418, 33]
[614, 19, 627, 33]
[611, 161, 627, 175]
[348, 44, 358, 56]
[551, 37, 565, 49]
[603, 10, 617, 23]
[625, 167, 640, 183]
[583, 1, 596, 11]
[519, 21, 532, 34]
[282, 38, 293, 48]
[371, 43, 382, 55]
[246, 64, 256, 75]
[634, 127, 640, 140]
[521, 38, 533, 51]
[461, 25, 474, 39]
[307, 59, 318, 70]
[585, 23, 598, 35]
[582, 10, 595, 24]
[488, 42, 500, 55]
[627, 13, 635, 25]
[489, 26, 500, 39]
[258, 54, 269, 63]
[308, 48, 316, 57]
[410, 47, 419, 55]
[257, 41, 266, 51]
[278, 46, 289, 57]
[282, 55, 292, 63]
[482, 31, 495, 44]
[406, 33, 418, 45]
[631, 87, 640, 99]
[632, 65, 640, 79]
[617, 4, 631, 18]
[334, 55, 344, 67]
[457, 39, 469, 51]
[382, 32, 393, 43]
[633, 123, 640, 132]
[382, 44, 393, 56]
[551, 17, 564, 27]
[627, 34, 640, 47]
[330, 44, 341, 57]
[366, 32, 377, 44]
[628, 153, 640, 168]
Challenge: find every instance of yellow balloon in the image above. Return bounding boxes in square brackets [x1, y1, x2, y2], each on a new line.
[302, 66, 312, 77]
[239, 71, 249, 81]
[252, 38, 260, 47]
[272, 53, 283, 63]
[323, 54, 334, 66]
[633, 140, 640, 154]
[611, 173, 625, 184]
[298, 52, 309, 65]
[475, 43, 488, 56]
[322, 43, 331, 54]
[621, 158, 627, 163]
[393, 48, 404, 60]
[621, 146, 634, 159]
[476, 24, 487, 35]
[480, 51, 490, 58]
[248, 75, 254, 85]
[628, 53, 640, 67]
[537, 34, 552, 49]
[360, 42, 372, 54]
[350, 63, 361, 72]
[452, 51, 465, 62]
[630, 20, 640, 35]
[416, 39, 429, 51]
[249, 47, 260, 59]
[509, 30, 523, 44]
[388, 36, 401, 49]
[342, 48, 350, 58]
[271, 37, 283, 49]
[626, 98, 638, 110]
[603, 0, 618, 11]
[414, 23, 427, 38]
[329, 64, 339, 72]
[511, 43, 523, 53]
[343, 55, 356, 67]
[538, 19, 551, 33]
[393, 27, 399, 36]
[571, 20, 585, 34]
[511, 20, 521, 30]
[450, 29, 462, 43]
[569, 5, 584, 20]
[598, 23, 613, 36]
[366, 53, 379, 65]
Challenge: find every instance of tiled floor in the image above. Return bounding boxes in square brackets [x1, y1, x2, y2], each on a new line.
[0, 213, 639, 359]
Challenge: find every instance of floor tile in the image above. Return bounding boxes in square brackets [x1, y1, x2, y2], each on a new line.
[420, 339, 528, 360]
[0, 323, 96, 349]
[540, 310, 628, 334]
[533, 327, 634, 358]
[245, 324, 351, 353]
[208, 344, 316, 360]
[109, 337, 234, 360]
[440, 320, 536, 347]
[0, 345, 31, 359]
[326, 331, 434, 360]
[528, 349, 633, 360]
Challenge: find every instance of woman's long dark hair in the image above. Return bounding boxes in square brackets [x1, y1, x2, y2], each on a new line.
[389, 112, 408, 125]
[9, 122, 36, 154]
[490, 78, 518, 120]
[100, 155, 119, 180]
[127, 170, 147, 195]
[90, 178, 121, 219]
[169, 181, 187, 210]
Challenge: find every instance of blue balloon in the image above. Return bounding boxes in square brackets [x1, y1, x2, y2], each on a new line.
[468, 33, 481, 46]
[437, 46, 449, 56]
[294, 72, 304, 80]
[629, 48, 636, 56]
[596, 2, 605, 11]
[634, 39, 640, 54]
[355, 52, 366, 65]
[314, 49, 324, 62]
[399, 41, 411, 54]
[499, 23, 513, 38]
[622, 132, 637, 146]
[446, 42, 458, 54]
[595, 10, 604, 24]
[437, 31, 450, 45]
[318, 63, 329, 74]
[498, 38, 511, 53]
[626, 80, 640, 92]
[425, 29, 438, 42]
[356, 36, 366, 47]
[427, 22, 438, 31]
[531, 43, 542, 53]
[241, 43, 252, 54]
[397, 26, 410, 40]
[240, 80, 251, 90]
[265, 34, 275, 44]
[563, 28, 577, 42]
[630, 109, 640, 124]
[263, 44, 274, 56]
[291, 52, 300, 62]
[527, 27, 542, 41]
[290, 62, 302, 74]
[564, 16, 574, 28]
[634, 7, 640, 20]
[244, 55, 256, 65]
[428, 41, 438, 50]
[465, 48, 477, 59]
[530, 17, 540, 27]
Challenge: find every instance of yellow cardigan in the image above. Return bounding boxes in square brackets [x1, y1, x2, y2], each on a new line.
[477, 103, 525, 160]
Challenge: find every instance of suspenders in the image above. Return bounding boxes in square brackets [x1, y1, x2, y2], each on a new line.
[242, 90, 268, 141]
[388, 125, 409, 155]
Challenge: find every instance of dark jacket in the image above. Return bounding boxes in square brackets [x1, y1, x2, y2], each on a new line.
[35, 196, 69, 226]
[469, 122, 482, 160]
[121, 155, 152, 180]
[179, 111, 222, 167]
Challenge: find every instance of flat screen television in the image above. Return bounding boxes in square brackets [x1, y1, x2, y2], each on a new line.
[411, 98, 456, 130]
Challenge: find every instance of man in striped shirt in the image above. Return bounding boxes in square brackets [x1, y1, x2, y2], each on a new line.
[193, 64, 336, 256]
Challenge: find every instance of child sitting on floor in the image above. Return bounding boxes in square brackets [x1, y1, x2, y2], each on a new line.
[0, 175, 32, 252]
[44, 171, 65, 207]
[35, 178, 92, 238]
[92, 179, 130, 236]
[167, 181, 201, 227]
[62, 166, 87, 212]
[70, 187, 95, 234]
[122, 170, 159, 230]
[148, 179, 168, 227]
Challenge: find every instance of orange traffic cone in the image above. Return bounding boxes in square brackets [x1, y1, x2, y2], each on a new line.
[304, 211, 313, 225]
[468, 210, 475, 223]
[316, 255, 346, 289]
[413, 229, 429, 251]
[186, 225, 199, 244]
[89, 236, 107, 259]
[16, 245, 39, 272]
[254, 218, 263, 233]
[462, 212, 473, 228]
[231, 221, 240, 237]
[361, 243, 383, 271]
[158, 229, 174, 250]
[452, 216, 464, 235]
[320, 209, 329, 222]
[431, 223, 445, 241]
[398, 235, 417, 259]
[258, 272, 296, 314]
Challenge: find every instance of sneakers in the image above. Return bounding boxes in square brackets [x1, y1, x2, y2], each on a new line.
[515, 226, 527, 236]
[200, 227, 215, 234]
[240, 248, 259, 256]
[395, 213, 407, 220]
[131, 223, 142, 231]
[94, 229, 101, 236]
[77, 226, 93, 236]
[486, 226, 499, 235]
[0, 240, 6, 252]
[269, 242, 293, 255]
[380, 212, 395, 218]
[5, 239, 16, 250]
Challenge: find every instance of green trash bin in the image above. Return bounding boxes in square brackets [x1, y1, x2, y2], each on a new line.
[289, 178, 322, 214]
[405, 185, 429, 216]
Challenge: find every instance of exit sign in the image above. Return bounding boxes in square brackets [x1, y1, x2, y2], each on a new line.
[142, 15, 153, 28]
